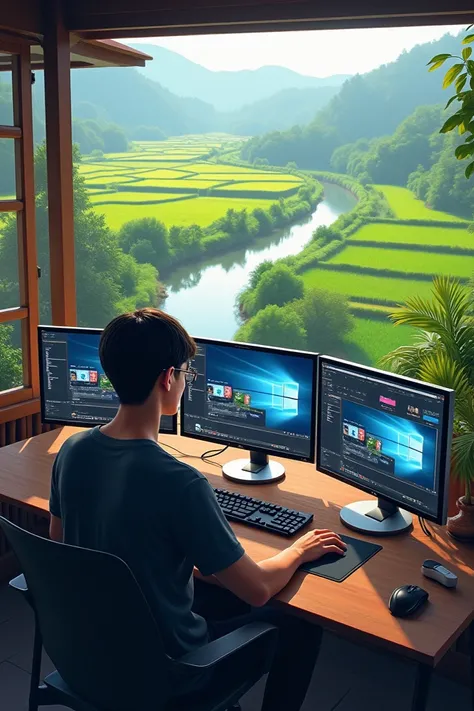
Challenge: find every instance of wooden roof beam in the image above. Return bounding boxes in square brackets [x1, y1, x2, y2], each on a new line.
[67, 0, 474, 38]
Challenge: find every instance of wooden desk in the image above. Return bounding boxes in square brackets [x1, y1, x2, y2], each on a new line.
[1, 427, 474, 709]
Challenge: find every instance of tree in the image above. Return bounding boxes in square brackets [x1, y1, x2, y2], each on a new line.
[119, 218, 171, 269]
[236, 304, 307, 350]
[130, 239, 157, 265]
[428, 27, 474, 179]
[252, 208, 274, 236]
[292, 289, 354, 352]
[248, 260, 274, 290]
[0, 143, 158, 328]
[102, 125, 129, 153]
[0, 325, 22, 391]
[253, 264, 304, 313]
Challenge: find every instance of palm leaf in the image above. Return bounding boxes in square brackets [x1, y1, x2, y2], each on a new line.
[418, 351, 471, 401]
[452, 430, 474, 485]
[379, 331, 441, 377]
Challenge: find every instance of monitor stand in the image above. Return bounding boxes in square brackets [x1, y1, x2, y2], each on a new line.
[222, 450, 285, 485]
[340, 497, 412, 536]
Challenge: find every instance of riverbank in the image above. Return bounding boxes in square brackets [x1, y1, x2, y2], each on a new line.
[162, 182, 357, 338]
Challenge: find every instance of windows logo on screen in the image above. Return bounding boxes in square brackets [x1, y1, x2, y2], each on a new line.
[272, 382, 299, 414]
[397, 432, 424, 467]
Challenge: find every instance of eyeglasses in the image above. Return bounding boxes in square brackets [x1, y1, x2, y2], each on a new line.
[164, 365, 198, 385]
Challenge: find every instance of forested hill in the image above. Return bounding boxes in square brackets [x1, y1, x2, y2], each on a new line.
[129, 43, 349, 112]
[70, 68, 219, 136]
[326, 100, 474, 217]
[225, 86, 340, 135]
[66, 66, 341, 140]
[242, 32, 462, 169]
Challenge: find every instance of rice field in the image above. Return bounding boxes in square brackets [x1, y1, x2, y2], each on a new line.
[349, 222, 473, 249]
[328, 245, 473, 278]
[301, 266, 434, 303]
[94, 196, 276, 231]
[81, 135, 304, 230]
[299, 184, 473, 364]
[345, 318, 414, 364]
[375, 185, 466, 222]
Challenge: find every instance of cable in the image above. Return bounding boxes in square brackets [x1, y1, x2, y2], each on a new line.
[418, 516, 432, 537]
[201, 445, 229, 461]
[161, 441, 228, 468]
[160, 441, 200, 461]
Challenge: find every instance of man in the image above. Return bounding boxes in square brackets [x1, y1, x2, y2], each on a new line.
[49, 308, 346, 711]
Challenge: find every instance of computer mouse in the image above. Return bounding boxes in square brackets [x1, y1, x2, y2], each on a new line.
[389, 585, 429, 618]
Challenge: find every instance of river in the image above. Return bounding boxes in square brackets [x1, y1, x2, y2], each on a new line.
[163, 182, 357, 339]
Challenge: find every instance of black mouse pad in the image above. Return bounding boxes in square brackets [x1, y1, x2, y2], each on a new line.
[300, 534, 382, 583]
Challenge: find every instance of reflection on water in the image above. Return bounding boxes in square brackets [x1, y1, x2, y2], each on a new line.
[163, 183, 357, 339]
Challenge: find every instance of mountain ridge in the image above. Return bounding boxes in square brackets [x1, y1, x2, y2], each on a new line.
[128, 43, 350, 111]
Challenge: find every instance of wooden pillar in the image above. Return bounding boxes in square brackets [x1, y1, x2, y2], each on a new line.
[12, 46, 40, 396]
[43, 0, 77, 325]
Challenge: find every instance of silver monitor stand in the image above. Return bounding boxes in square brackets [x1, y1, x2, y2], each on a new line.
[340, 496, 412, 536]
[223, 450, 285, 484]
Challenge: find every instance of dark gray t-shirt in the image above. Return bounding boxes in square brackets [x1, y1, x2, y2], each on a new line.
[49, 427, 244, 659]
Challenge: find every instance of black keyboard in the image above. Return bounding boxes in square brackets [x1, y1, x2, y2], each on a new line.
[213, 488, 313, 537]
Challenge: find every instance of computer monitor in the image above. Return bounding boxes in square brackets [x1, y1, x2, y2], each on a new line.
[317, 356, 454, 535]
[180, 337, 318, 484]
[38, 326, 177, 434]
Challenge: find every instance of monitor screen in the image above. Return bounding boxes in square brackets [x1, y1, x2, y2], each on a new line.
[181, 338, 317, 462]
[38, 327, 177, 434]
[317, 357, 454, 524]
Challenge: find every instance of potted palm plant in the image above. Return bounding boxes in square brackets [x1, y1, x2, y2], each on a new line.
[381, 276, 474, 540]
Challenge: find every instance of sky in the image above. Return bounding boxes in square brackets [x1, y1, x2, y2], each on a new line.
[128, 25, 463, 77]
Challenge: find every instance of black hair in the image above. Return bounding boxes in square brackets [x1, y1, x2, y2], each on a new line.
[99, 308, 196, 405]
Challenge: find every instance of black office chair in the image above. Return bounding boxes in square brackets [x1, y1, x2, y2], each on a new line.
[0, 516, 277, 711]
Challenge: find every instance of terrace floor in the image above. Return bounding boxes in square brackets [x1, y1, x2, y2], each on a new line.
[0, 581, 470, 710]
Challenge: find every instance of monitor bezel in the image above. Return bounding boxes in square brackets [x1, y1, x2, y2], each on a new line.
[180, 336, 318, 464]
[38, 325, 178, 434]
[316, 355, 454, 526]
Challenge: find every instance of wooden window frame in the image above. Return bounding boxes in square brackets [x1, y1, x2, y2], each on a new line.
[0, 38, 39, 412]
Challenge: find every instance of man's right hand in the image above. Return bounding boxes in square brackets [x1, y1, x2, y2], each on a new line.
[214, 528, 347, 607]
[290, 528, 347, 564]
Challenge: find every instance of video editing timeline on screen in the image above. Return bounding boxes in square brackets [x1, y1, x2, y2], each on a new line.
[39, 328, 175, 432]
[319, 361, 446, 518]
[182, 340, 315, 460]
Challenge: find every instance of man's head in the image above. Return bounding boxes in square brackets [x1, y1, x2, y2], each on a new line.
[99, 308, 196, 414]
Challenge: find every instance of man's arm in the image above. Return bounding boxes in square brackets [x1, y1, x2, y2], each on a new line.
[175, 477, 345, 607]
[214, 529, 346, 607]
[49, 514, 63, 542]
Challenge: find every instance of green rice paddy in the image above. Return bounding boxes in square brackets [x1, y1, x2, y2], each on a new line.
[94, 196, 276, 230]
[81, 135, 304, 230]
[301, 267, 434, 303]
[328, 245, 473, 278]
[375, 185, 466, 222]
[348, 222, 473, 249]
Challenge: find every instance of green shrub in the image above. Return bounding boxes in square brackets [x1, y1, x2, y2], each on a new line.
[235, 304, 307, 350]
[252, 264, 304, 314]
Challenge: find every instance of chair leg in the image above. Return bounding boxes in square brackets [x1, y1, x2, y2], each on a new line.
[29, 619, 43, 711]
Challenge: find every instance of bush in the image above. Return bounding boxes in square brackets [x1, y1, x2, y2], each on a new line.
[130, 239, 156, 264]
[235, 304, 307, 349]
[119, 217, 170, 269]
[292, 288, 354, 352]
[252, 264, 304, 314]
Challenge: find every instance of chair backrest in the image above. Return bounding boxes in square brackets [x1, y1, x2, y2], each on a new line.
[0, 516, 174, 711]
